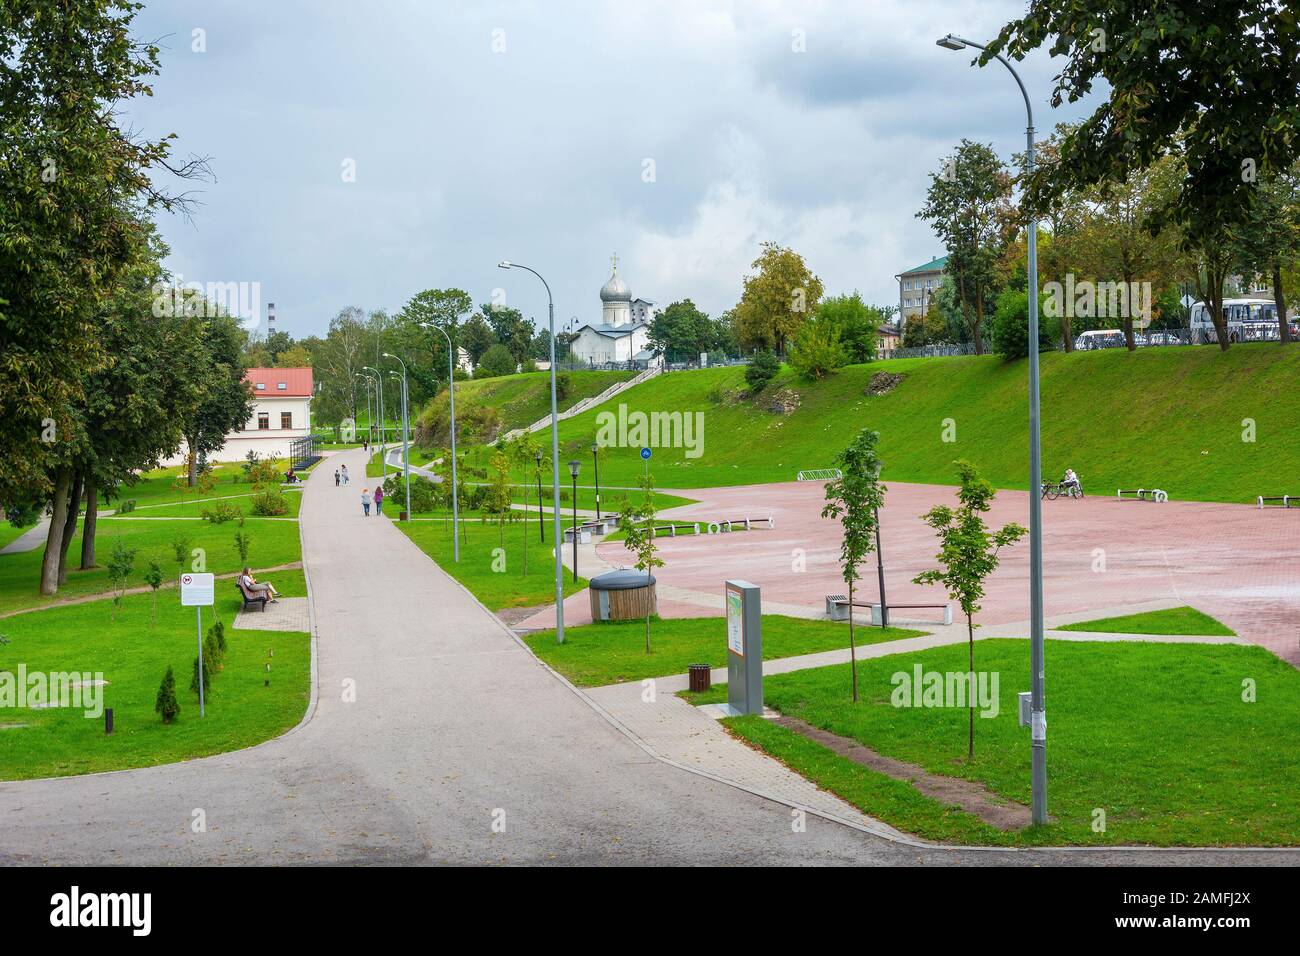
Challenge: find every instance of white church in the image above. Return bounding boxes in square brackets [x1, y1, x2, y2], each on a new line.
[567, 256, 660, 368]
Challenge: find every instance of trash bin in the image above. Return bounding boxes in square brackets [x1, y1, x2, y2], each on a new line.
[588, 568, 657, 621]
[688, 664, 711, 692]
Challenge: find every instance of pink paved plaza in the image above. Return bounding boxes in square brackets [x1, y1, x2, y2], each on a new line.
[525, 479, 1300, 667]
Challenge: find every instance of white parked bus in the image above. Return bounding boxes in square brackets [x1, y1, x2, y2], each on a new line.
[1189, 297, 1289, 343]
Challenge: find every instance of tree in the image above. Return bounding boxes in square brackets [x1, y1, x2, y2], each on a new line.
[732, 243, 824, 354]
[178, 313, 254, 486]
[821, 429, 886, 702]
[155, 666, 180, 724]
[744, 350, 781, 393]
[788, 316, 847, 380]
[485, 451, 513, 548]
[817, 293, 882, 364]
[648, 299, 714, 363]
[618, 474, 664, 654]
[477, 344, 515, 378]
[171, 533, 191, 587]
[913, 460, 1026, 759]
[508, 434, 539, 576]
[986, 2, 1300, 353]
[460, 314, 496, 366]
[990, 288, 1054, 360]
[0, 0, 209, 511]
[105, 538, 136, 623]
[1234, 165, 1300, 343]
[313, 307, 370, 427]
[917, 141, 1017, 354]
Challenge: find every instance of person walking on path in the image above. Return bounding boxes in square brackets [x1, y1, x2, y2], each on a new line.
[361, 488, 372, 516]
[341, 464, 350, 485]
[373, 485, 384, 516]
[334, 469, 340, 487]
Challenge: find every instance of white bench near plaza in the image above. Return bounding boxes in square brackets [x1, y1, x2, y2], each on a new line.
[825, 594, 952, 626]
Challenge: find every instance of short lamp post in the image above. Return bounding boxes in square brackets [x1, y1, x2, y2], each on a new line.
[590, 442, 601, 520]
[567, 459, 581, 581]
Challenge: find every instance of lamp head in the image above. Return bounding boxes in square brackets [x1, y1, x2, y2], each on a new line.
[591, 442, 599, 454]
[567, 460, 581, 478]
[534, 451, 542, 464]
[936, 34, 966, 50]
[498, 261, 512, 270]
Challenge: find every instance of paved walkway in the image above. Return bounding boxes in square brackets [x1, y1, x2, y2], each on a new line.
[2, 450, 1293, 864]
[0, 519, 49, 556]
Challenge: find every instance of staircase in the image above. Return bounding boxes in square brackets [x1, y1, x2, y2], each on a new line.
[497, 367, 662, 443]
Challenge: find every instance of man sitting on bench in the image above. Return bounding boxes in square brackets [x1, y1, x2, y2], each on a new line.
[239, 567, 280, 604]
[1061, 467, 1081, 497]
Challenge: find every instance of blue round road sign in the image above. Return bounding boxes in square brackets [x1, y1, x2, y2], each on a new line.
[640, 447, 652, 460]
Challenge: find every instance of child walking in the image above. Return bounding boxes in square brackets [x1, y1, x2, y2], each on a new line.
[361, 488, 371, 516]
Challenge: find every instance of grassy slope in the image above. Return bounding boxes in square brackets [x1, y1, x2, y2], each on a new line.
[0, 571, 310, 780]
[489, 345, 1300, 502]
[524, 615, 924, 687]
[439, 369, 637, 435]
[1059, 605, 1236, 636]
[723, 638, 1300, 846]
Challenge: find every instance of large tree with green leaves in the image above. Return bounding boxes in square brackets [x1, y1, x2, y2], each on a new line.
[821, 429, 887, 703]
[985, 1, 1300, 352]
[917, 141, 1017, 354]
[648, 299, 714, 363]
[913, 460, 1026, 759]
[816, 292, 884, 363]
[0, 0, 207, 509]
[1234, 165, 1300, 343]
[732, 243, 824, 355]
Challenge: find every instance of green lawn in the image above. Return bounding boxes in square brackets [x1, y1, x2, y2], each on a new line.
[449, 346, 1300, 503]
[395, 518, 587, 610]
[438, 369, 638, 435]
[0, 524, 28, 551]
[0, 518, 302, 615]
[719, 638, 1300, 846]
[121, 487, 304, 519]
[524, 614, 925, 687]
[0, 571, 310, 780]
[1058, 605, 1236, 636]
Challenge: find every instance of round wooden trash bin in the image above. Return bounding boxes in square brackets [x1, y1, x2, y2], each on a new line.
[589, 569, 657, 621]
[688, 664, 711, 692]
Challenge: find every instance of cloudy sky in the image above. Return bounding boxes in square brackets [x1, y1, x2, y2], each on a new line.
[126, 0, 1102, 339]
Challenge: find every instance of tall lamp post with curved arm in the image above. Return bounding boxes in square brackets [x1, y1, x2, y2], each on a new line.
[937, 32, 1045, 826]
[422, 322, 460, 562]
[362, 365, 387, 484]
[498, 260, 566, 644]
[382, 353, 411, 522]
[355, 372, 374, 447]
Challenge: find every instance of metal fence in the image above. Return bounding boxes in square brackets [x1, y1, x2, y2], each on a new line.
[887, 324, 1293, 359]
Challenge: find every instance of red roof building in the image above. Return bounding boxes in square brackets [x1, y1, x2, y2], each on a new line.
[244, 367, 314, 397]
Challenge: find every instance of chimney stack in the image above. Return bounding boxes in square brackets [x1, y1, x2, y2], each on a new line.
[267, 302, 276, 339]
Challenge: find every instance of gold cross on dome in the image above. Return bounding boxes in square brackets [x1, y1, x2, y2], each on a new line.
[611, 253, 619, 272]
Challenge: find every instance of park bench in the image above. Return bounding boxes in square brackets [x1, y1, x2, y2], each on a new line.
[1117, 487, 1168, 503]
[1257, 495, 1300, 510]
[826, 594, 951, 626]
[236, 579, 268, 613]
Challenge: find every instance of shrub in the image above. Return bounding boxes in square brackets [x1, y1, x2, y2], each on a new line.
[247, 458, 281, 489]
[234, 530, 251, 565]
[990, 289, 1055, 360]
[204, 631, 222, 671]
[382, 474, 438, 513]
[155, 666, 180, 723]
[745, 350, 780, 392]
[788, 318, 848, 380]
[190, 652, 215, 696]
[250, 490, 289, 516]
[115, 499, 136, 514]
[201, 501, 242, 524]
[476, 344, 516, 378]
[555, 372, 572, 401]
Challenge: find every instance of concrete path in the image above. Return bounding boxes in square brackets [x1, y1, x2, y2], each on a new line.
[3, 449, 1294, 865]
[0, 519, 49, 556]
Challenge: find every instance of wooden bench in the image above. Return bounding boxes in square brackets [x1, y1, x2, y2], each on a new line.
[1117, 487, 1168, 503]
[236, 579, 268, 613]
[1257, 495, 1300, 509]
[825, 594, 951, 626]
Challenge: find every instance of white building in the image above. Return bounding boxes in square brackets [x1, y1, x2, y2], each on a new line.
[165, 367, 315, 466]
[568, 256, 659, 367]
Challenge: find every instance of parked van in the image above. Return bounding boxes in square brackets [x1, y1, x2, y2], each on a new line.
[1189, 297, 1284, 343]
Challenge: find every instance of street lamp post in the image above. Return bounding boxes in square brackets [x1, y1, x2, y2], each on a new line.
[355, 373, 373, 447]
[590, 442, 601, 521]
[567, 460, 580, 582]
[500, 260, 566, 643]
[362, 365, 387, 483]
[422, 323, 460, 562]
[937, 32, 1046, 826]
[383, 353, 411, 522]
[534, 450, 545, 544]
